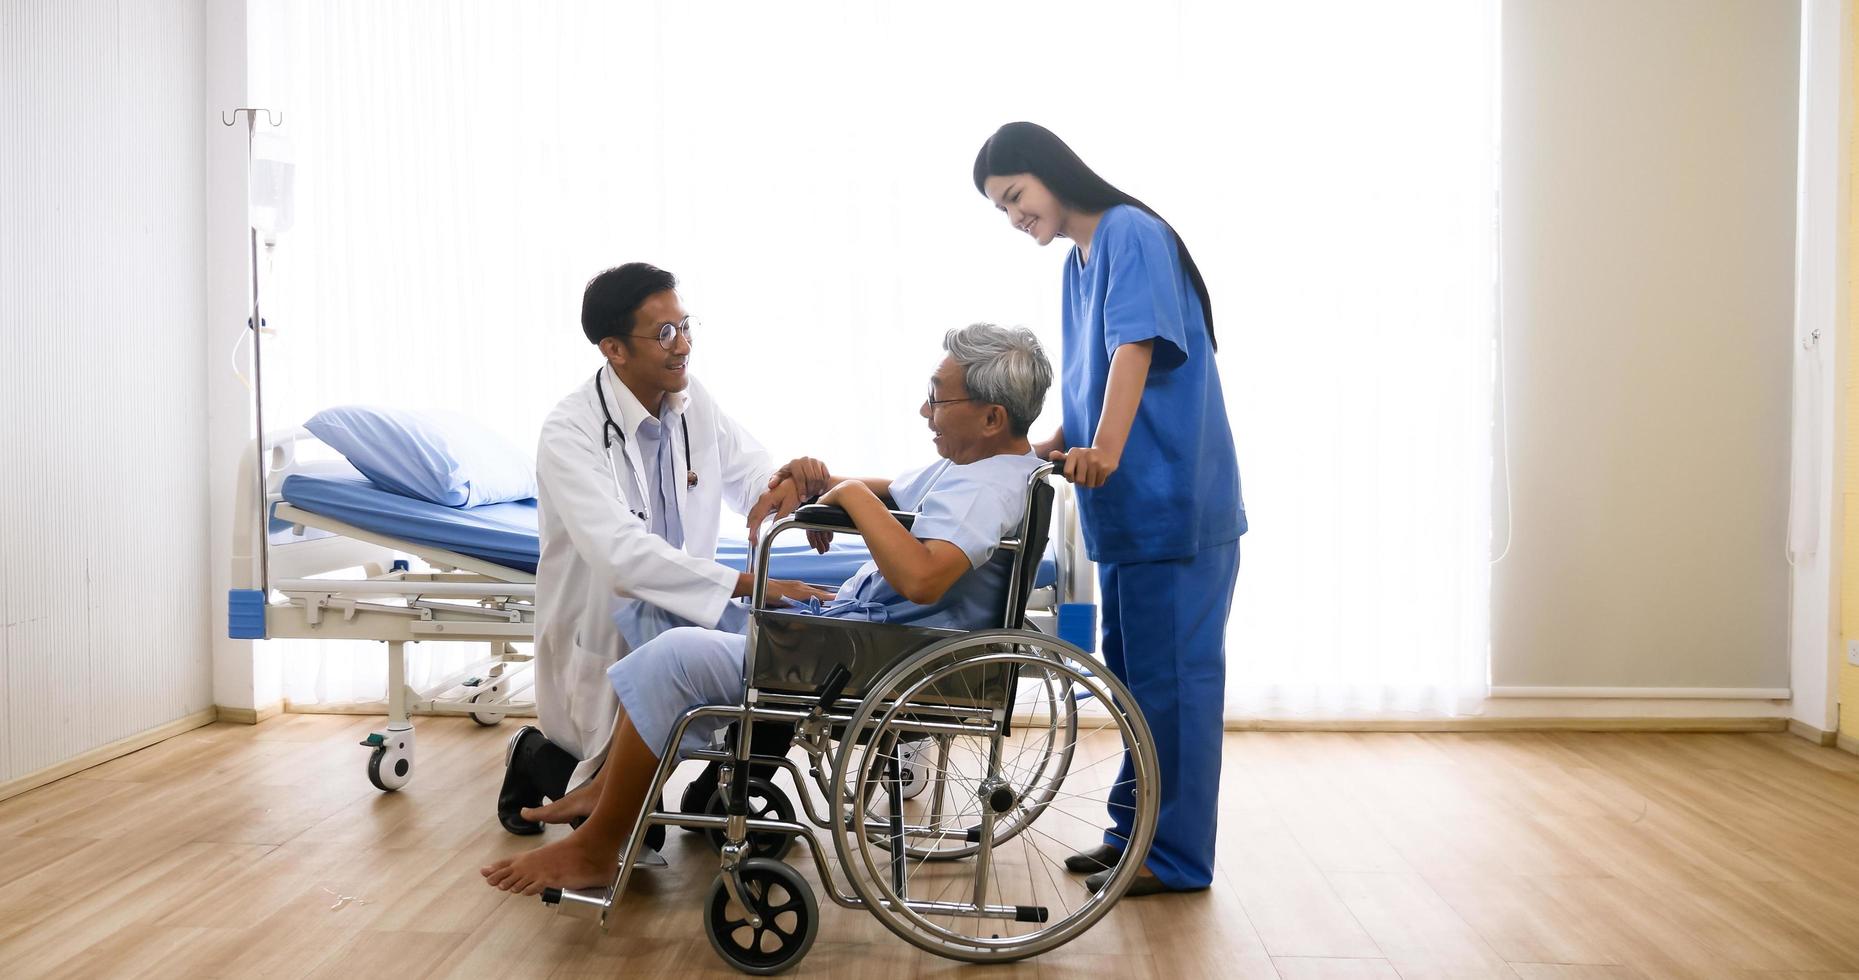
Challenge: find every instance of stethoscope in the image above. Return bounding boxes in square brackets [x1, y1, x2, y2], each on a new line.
[594, 368, 697, 523]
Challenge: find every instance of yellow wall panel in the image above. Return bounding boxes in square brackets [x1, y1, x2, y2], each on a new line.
[1844, 0, 1859, 741]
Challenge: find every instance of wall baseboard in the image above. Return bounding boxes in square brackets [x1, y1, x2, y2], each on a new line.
[1222, 717, 1787, 733]
[1487, 686, 1791, 700]
[282, 700, 537, 719]
[0, 708, 219, 804]
[1788, 719, 1840, 746]
[1839, 733, 1859, 757]
[214, 701, 284, 726]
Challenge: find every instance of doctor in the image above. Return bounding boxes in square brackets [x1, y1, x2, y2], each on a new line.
[499, 262, 831, 837]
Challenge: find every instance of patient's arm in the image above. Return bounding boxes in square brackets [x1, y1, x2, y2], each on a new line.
[747, 474, 895, 543]
[768, 464, 893, 505]
[818, 480, 968, 605]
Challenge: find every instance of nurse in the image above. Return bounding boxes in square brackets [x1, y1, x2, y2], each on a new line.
[973, 122, 1245, 896]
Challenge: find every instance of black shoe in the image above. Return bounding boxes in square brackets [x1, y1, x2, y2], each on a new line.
[498, 728, 546, 835]
[498, 726, 576, 836]
[1084, 869, 1197, 896]
[1065, 842, 1122, 874]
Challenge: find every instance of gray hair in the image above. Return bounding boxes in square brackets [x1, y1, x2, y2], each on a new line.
[942, 323, 1053, 437]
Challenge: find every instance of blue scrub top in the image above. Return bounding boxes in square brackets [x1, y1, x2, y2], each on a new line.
[1062, 205, 1245, 564]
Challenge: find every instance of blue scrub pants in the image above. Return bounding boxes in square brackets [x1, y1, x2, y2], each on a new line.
[1099, 539, 1239, 890]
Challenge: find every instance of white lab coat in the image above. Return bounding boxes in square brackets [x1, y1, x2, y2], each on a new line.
[534, 365, 775, 783]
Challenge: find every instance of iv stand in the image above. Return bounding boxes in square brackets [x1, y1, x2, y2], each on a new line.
[222, 107, 282, 597]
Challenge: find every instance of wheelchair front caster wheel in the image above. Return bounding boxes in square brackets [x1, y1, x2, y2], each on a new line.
[704, 858, 818, 975]
[706, 777, 796, 861]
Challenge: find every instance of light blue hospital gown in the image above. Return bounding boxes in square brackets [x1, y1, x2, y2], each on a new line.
[608, 451, 1042, 758]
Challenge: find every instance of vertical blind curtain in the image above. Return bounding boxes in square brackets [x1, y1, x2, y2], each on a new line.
[251, 0, 1498, 718]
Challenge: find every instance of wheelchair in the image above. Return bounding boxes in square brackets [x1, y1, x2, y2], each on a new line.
[542, 462, 1159, 973]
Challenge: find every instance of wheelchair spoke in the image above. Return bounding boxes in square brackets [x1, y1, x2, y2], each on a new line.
[1025, 808, 1137, 852]
[1024, 817, 1074, 923]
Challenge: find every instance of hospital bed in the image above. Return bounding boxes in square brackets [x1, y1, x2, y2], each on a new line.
[228, 426, 1091, 793]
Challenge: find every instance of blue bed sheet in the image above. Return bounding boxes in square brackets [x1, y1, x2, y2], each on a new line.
[279, 472, 1057, 588]
[282, 472, 542, 573]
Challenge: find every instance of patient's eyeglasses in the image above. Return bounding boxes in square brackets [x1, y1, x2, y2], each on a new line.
[925, 385, 974, 408]
[633, 316, 698, 350]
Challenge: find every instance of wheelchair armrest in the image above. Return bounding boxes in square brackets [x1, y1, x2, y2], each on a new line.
[793, 503, 916, 531]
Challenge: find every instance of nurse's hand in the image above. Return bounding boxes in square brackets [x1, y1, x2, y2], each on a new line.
[1047, 446, 1121, 489]
[766, 578, 836, 605]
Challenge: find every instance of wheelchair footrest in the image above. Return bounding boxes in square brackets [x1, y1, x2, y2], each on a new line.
[542, 886, 610, 920]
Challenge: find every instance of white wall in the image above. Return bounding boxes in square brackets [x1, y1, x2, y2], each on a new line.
[0, 0, 214, 782]
[1494, 0, 1801, 691]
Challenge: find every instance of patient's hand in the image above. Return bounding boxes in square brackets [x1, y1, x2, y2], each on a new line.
[766, 578, 836, 605]
[769, 457, 832, 499]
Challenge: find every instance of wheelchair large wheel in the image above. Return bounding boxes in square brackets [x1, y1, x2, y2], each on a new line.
[840, 664, 1077, 863]
[828, 630, 1157, 963]
[704, 857, 819, 975]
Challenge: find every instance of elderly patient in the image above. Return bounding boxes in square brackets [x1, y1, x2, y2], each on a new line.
[482, 322, 1054, 894]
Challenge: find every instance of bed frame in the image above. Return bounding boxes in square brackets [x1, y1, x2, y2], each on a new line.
[228, 428, 537, 790]
[225, 427, 1091, 793]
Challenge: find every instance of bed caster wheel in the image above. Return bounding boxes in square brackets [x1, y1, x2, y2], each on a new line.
[467, 689, 506, 727]
[706, 777, 796, 861]
[704, 858, 817, 975]
[361, 728, 414, 792]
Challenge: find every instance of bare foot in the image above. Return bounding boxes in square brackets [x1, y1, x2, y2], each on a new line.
[480, 835, 613, 896]
[519, 777, 598, 825]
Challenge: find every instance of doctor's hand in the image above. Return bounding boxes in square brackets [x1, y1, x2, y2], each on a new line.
[766, 578, 836, 606]
[746, 479, 805, 545]
[1047, 446, 1121, 489]
[769, 457, 833, 500]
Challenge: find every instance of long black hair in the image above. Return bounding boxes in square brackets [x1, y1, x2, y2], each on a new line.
[973, 121, 1216, 349]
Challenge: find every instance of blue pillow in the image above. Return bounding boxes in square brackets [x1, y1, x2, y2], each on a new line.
[305, 405, 536, 508]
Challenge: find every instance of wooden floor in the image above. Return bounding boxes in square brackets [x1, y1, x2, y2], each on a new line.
[4, 716, 1859, 979]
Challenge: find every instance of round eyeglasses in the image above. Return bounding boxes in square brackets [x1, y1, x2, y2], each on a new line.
[632, 316, 698, 350]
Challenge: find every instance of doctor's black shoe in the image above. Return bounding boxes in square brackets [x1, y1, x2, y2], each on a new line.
[1064, 842, 1122, 874]
[498, 726, 561, 836]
